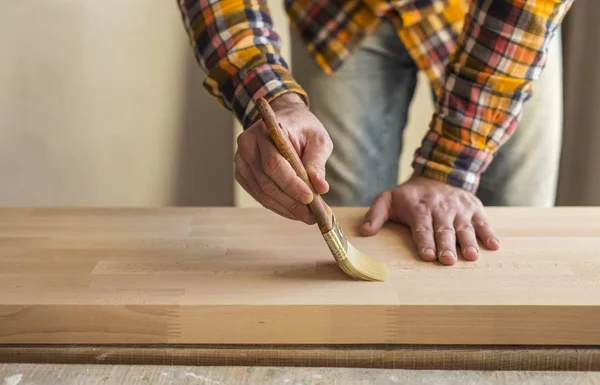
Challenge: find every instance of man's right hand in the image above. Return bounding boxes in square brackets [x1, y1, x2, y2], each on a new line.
[234, 93, 333, 224]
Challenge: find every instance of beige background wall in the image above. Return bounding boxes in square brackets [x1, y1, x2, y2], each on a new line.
[0, 0, 432, 208]
[0, 0, 234, 207]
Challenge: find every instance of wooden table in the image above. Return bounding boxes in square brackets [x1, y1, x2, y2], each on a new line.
[1, 207, 600, 371]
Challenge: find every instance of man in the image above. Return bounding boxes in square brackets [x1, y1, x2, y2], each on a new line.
[176, 0, 573, 265]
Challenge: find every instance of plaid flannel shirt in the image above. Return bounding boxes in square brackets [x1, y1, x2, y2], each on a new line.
[177, 0, 574, 192]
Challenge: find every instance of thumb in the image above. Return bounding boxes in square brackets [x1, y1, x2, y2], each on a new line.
[302, 132, 333, 195]
[360, 191, 392, 236]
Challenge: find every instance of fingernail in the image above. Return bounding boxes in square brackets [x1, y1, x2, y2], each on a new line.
[362, 220, 371, 230]
[488, 238, 500, 248]
[300, 192, 313, 204]
[465, 246, 478, 255]
[440, 250, 455, 262]
[423, 248, 436, 258]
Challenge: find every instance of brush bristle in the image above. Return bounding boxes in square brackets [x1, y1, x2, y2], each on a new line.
[321, 213, 388, 282]
[339, 242, 388, 282]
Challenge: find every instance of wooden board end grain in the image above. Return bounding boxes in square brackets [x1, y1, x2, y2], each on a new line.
[2, 344, 600, 371]
[1, 207, 600, 346]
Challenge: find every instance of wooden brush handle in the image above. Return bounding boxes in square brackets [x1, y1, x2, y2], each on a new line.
[256, 97, 333, 233]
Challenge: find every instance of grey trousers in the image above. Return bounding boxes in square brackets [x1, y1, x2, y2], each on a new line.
[290, 21, 563, 207]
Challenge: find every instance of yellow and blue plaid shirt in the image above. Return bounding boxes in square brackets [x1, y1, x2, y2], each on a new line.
[177, 0, 573, 192]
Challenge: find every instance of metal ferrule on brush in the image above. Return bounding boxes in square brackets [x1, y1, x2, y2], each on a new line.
[321, 215, 349, 263]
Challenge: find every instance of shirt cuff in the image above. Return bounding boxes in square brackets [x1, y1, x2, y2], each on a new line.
[207, 62, 309, 129]
[411, 129, 495, 193]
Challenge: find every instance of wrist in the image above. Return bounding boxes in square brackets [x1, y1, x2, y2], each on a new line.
[411, 154, 482, 193]
[269, 92, 308, 112]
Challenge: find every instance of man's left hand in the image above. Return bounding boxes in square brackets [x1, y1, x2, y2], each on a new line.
[359, 175, 500, 265]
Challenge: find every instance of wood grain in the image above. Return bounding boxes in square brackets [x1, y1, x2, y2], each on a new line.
[2, 344, 600, 371]
[1, 207, 600, 345]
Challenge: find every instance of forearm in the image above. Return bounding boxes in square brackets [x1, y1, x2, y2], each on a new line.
[177, 0, 308, 128]
[412, 0, 574, 192]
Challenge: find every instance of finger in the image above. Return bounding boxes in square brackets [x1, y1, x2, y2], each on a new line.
[244, 151, 315, 224]
[234, 158, 301, 221]
[257, 135, 314, 205]
[410, 214, 437, 262]
[433, 213, 457, 265]
[302, 132, 333, 195]
[252, 165, 315, 224]
[235, 170, 300, 221]
[454, 216, 479, 261]
[472, 212, 500, 250]
[235, 152, 311, 222]
[360, 191, 391, 236]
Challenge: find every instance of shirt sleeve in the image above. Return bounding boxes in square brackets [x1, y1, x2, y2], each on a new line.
[411, 0, 575, 192]
[176, 0, 309, 128]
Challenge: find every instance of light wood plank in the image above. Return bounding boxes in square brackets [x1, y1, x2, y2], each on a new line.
[0, 207, 600, 345]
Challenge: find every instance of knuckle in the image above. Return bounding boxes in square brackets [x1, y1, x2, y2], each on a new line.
[259, 191, 276, 208]
[310, 162, 326, 175]
[435, 225, 454, 235]
[288, 200, 301, 211]
[414, 201, 430, 216]
[319, 135, 334, 152]
[236, 133, 248, 148]
[455, 223, 475, 233]
[413, 224, 433, 233]
[436, 200, 450, 213]
[287, 200, 305, 215]
[263, 155, 281, 174]
[464, 200, 481, 213]
[261, 179, 279, 196]
[472, 219, 488, 228]
[236, 133, 244, 147]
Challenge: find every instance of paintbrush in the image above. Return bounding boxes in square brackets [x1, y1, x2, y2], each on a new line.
[256, 97, 388, 282]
